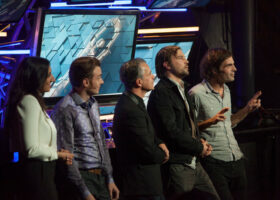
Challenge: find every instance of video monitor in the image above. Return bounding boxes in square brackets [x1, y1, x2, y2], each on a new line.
[135, 40, 194, 105]
[36, 9, 139, 99]
[149, 0, 210, 9]
[0, 0, 31, 23]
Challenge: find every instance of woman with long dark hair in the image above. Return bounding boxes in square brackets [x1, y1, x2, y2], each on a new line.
[4, 57, 73, 200]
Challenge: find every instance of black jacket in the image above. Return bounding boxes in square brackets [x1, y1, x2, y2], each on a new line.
[113, 91, 166, 196]
[148, 77, 203, 164]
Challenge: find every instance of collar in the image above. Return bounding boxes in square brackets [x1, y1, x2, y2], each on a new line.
[202, 79, 230, 94]
[168, 77, 185, 89]
[70, 91, 96, 107]
[124, 90, 145, 108]
[161, 76, 190, 89]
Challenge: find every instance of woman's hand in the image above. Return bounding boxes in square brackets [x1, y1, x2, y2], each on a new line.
[58, 149, 74, 165]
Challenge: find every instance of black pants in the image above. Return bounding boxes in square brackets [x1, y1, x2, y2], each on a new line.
[6, 159, 58, 200]
[201, 157, 247, 200]
[164, 162, 220, 200]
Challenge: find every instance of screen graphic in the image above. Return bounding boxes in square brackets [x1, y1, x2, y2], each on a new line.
[38, 11, 138, 97]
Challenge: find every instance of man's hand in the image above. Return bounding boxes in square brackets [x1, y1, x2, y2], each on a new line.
[210, 107, 229, 124]
[108, 182, 120, 200]
[158, 143, 169, 163]
[85, 194, 96, 200]
[200, 139, 212, 157]
[246, 91, 262, 113]
[198, 107, 229, 130]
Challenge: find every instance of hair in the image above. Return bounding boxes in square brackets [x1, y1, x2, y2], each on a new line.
[155, 45, 181, 79]
[200, 48, 232, 80]
[4, 56, 50, 133]
[69, 57, 101, 88]
[119, 58, 146, 90]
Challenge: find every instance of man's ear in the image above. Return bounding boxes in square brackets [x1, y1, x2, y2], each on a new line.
[82, 78, 89, 88]
[163, 61, 171, 70]
[212, 68, 218, 76]
[135, 78, 142, 88]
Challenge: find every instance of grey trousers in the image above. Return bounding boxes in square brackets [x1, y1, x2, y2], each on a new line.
[165, 162, 220, 200]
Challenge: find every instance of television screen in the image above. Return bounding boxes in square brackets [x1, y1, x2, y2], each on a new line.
[67, 0, 114, 4]
[0, 0, 31, 23]
[37, 9, 139, 98]
[135, 40, 194, 105]
[149, 0, 210, 9]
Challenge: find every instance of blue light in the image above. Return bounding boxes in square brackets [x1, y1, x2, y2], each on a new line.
[50, 0, 132, 8]
[108, 6, 147, 10]
[0, 71, 10, 80]
[12, 152, 19, 163]
[0, 42, 22, 48]
[108, 6, 187, 12]
[0, 50, 30, 55]
[147, 8, 187, 12]
[0, 60, 10, 64]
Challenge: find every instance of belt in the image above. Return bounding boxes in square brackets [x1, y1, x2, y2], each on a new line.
[87, 168, 102, 175]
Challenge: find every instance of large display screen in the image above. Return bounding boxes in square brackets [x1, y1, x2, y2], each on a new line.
[37, 9, 138, 98]
[135, 40, 194, 105]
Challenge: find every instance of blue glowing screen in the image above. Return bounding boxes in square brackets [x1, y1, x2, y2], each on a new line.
[39, 13, 137, 97]
[100, 105, 115, 115]
[135, 41, 193, 105]
[135, 41, 193, 76]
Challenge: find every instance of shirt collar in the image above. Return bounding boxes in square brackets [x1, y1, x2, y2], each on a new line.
[202, 79, 230, 94]
[70, 91, 96, 106]
[124, 90, 145, 109]
[168, 77, 184, 90]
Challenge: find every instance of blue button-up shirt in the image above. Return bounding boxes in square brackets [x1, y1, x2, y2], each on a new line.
[51, 92, 113, 198]
[189, 80, 243, 162]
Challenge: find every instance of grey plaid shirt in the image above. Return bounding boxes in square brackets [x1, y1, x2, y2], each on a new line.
[189, 80, 243, 162]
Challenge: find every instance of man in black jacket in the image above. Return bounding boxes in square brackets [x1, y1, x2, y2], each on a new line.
[113, 58, 169, 200]
[147, 46, 219, 200]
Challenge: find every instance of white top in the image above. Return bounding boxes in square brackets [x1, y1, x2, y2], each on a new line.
[16, 95, 58, 161]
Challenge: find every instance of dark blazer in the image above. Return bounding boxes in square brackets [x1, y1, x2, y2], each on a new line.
[113, 91, 166, 196]
[148, 77, 203, 164]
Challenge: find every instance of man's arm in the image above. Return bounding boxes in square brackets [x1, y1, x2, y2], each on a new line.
[122, 112, 167, 164]
[99, 124, 120, 199]
[51, 108, 92, 200]
[231, 91, 262, 127]
[197, 107, 230, 131]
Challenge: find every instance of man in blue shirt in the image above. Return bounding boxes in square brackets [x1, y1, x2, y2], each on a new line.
[189, 48, 261, 200]
[52, 57, 119, 200]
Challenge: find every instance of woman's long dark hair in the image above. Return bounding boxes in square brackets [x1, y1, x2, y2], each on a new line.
[4, 57, 50, 131]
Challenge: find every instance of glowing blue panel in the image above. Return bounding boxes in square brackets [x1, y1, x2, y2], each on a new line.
[0, 50, 30, 55]
[135, 41, 193, 105]
[12, 152, 19, 163]
[135, 41, 193, 75]
[39, 13, 137, 97]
